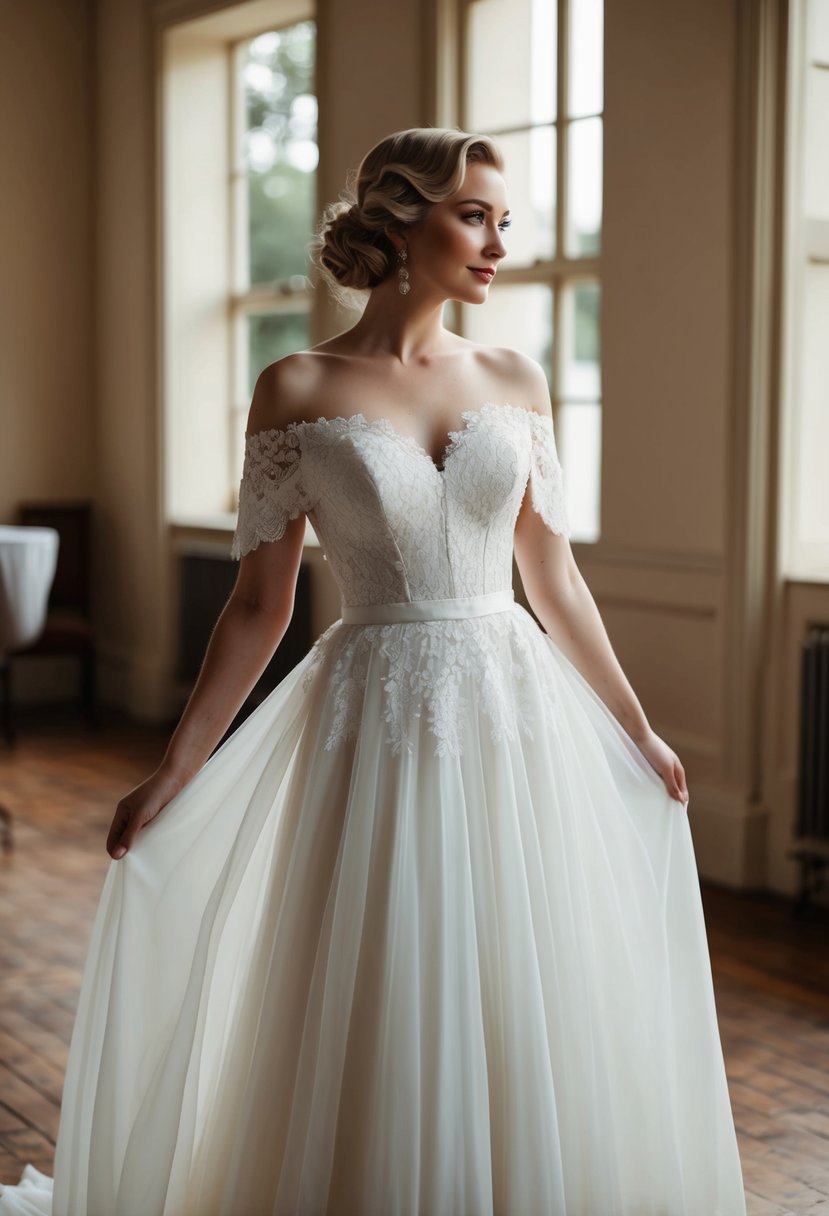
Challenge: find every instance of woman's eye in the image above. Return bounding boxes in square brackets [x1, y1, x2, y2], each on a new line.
[462, 210, 512, 232]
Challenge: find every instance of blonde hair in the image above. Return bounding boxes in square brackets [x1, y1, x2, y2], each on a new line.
[309, 126, 504, 310]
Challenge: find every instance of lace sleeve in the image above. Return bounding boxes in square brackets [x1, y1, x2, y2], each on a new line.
[230, 426, 315, 559]
[527, 412, 571, 537]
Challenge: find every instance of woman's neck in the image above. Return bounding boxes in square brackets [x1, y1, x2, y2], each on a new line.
[342, 280, 459, 365]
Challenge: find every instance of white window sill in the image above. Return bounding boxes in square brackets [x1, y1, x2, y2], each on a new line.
[784, 570, 829, 587]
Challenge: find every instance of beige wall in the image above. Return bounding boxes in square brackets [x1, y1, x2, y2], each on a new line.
[603, 0, 734, 557]
[594, 0, 748, 880]
[4, 0, 824, 896]
[0, 0, 94, 518]
[93, 0, 170, 714]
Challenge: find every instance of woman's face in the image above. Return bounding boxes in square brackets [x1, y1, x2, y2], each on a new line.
[401, 161, 511, 304]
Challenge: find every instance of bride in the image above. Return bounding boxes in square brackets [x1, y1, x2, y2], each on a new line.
[0, 126, 747, 1215]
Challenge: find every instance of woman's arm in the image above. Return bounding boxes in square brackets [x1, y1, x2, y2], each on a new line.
[107, 359, 317, 858]
[514, 498, 649, 739]
[106, 510, 307, 859]
[513, 495, 689, 804]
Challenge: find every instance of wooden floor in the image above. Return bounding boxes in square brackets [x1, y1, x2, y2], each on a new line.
[0, 708, 828, 1212]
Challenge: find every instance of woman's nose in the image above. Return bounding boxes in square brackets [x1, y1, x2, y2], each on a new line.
[486, 233, 506, 259]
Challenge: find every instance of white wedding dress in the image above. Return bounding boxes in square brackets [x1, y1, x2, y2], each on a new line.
[0, 401, 747, 1215]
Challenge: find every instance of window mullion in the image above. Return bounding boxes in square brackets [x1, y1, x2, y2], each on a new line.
[556, 0, 568, 262]
[231, 288, 313, 313]
[554, 0, 568, 419]
[457, 0, 471, 136]
[230, 39, 249, 296]
[229, 39, 248, 506]
[494, 254, 601, 283]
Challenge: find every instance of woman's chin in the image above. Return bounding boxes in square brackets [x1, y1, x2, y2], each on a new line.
[449, 286, 490, 306]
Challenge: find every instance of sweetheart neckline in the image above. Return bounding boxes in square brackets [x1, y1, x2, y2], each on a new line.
[245, 400, 549, 477]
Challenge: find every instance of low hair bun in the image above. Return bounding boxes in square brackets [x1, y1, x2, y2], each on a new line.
[311, 198, 391, 301]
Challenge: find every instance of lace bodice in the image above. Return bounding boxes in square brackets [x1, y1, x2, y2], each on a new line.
[231, 401, 569, 600]
[230, 401, 570, 757]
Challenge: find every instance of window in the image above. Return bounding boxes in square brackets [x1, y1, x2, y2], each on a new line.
[162, 4, 315, 525]
[782, 0, 829, 577]
[230, 23, 317, 488]
[460, 0, 603, 541]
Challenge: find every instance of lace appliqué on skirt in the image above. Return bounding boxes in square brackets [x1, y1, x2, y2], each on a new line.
[301, 611, 560, 759]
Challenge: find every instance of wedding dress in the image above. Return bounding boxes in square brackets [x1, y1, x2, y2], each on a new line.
[0, 401, 747, 1215]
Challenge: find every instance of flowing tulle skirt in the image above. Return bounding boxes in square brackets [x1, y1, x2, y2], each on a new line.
[0, 603, 746, 1215]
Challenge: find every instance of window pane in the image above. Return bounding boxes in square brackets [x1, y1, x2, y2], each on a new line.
[467, 0, 556, 130]
[566, 116, 602, 255]
[561, 279, 600, 398]
[493, 127, 556, 266]
[809, 0, 829, 62]
[569, 0, 603, 117]
[795, 262, 829, 551]
[233, 410, 248, 497]
[463, 283, 553, 374]
[559, 401, 601, 540]
[247, 311, 310, 396]
[804, 65, 829, 222]
[245, 23, 317, 286]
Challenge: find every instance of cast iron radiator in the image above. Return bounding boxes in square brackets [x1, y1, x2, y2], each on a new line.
[789, 624, 829, 913]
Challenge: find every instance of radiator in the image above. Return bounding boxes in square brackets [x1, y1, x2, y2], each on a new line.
[796, 625, 829, 842]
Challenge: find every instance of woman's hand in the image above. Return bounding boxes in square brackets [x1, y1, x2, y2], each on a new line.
[106, 766, 191, 860]
[634, 728, 689, 807]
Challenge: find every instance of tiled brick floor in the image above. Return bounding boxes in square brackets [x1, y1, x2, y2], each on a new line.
[0, 709, 167, 1180]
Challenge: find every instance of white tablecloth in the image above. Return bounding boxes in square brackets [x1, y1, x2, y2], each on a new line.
[0, 525, 60, 653]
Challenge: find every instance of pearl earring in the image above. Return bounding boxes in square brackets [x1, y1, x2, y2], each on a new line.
[397, 247, 410, 295]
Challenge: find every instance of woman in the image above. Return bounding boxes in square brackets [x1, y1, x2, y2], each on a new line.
[0, 127, 747, 1214]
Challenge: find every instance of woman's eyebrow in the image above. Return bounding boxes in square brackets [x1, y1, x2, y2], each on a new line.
[455, 198, 511, 216]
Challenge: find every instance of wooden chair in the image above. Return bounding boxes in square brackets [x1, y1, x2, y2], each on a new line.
[2, 501, 97, 742]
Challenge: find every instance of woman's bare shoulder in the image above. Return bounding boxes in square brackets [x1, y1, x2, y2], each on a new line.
[245, 351, 332, 435]
[470, 345, 553, 419]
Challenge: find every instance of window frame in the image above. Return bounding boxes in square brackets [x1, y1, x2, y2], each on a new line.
[457, 0, 604, 541]
[780, 0, 829, 578]
[159, 0, 317, 531]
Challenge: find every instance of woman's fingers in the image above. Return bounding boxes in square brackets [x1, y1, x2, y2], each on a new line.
[106, 795, 151, 860]
[113, 814, 143, 859]
[106, 767, 186, 859]
[673, 759, 689, 807]
[106, 804, 132, 859]
[637, 730, 690, 808]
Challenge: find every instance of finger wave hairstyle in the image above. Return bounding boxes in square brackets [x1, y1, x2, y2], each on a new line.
[309, 127, 504, 310]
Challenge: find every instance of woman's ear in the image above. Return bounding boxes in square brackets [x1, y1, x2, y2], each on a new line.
[383, 223, 404, 254]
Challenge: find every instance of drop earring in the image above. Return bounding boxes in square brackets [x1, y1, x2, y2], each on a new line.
[397, 246, 410, 295]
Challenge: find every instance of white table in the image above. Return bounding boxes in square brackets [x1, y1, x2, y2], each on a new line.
[0, 524, 60, 652]
[0, 524, 60, 848]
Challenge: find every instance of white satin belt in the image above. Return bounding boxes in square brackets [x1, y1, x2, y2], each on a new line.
[341, 588, 515, 625]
